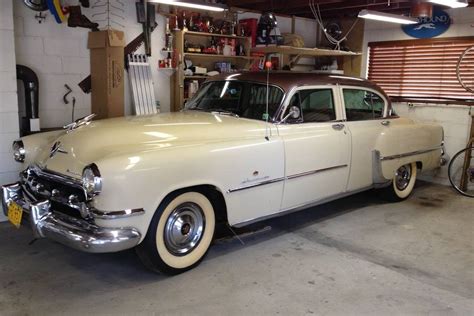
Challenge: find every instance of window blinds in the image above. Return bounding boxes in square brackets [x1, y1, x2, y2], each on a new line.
[368, 37, 474, 101]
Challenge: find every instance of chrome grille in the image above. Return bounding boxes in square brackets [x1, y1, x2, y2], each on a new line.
[20, 165, 91, 219]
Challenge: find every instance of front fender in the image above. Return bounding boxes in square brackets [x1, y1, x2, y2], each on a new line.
[90, 137, 284, 240]
[19, 130, 65, 166]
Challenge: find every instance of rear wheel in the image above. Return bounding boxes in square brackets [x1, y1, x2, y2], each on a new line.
[136, 191, 216, 275]
[381, 162, 417, 201]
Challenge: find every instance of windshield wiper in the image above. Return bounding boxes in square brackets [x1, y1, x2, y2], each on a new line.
[187, 105, 205, 111]
[211, 110, 239, 118]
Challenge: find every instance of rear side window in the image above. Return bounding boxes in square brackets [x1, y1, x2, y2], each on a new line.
[343, 89, 385, 121]
[289, 88, 336, 123]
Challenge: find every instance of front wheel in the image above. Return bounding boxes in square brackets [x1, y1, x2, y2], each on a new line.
[136, 191, 216, 275]
[381, 162, 417, 201]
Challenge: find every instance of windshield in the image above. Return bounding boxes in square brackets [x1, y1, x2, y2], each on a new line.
[185, 81, 284, 121]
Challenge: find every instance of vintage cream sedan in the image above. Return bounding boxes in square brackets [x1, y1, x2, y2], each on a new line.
[2, 72, 444, 274]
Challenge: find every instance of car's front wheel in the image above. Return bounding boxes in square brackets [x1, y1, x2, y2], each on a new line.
[381, 162, 417, 201]
[136, 191, 216, 275]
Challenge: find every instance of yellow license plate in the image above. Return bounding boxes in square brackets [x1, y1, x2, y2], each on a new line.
[7, 201, 23, 229]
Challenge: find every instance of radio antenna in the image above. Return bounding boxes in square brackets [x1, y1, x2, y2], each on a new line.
[264, 61, 272, 141]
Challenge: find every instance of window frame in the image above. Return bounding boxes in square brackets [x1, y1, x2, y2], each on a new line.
[278, 85, 344, 124]
[339, 85, 390, 122]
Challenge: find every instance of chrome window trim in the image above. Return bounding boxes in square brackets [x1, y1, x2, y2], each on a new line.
[278, 84, 343, 123]
[380, 146, 443, 161]
[227, 164, 348, 193]
[339, 85, 390, 120]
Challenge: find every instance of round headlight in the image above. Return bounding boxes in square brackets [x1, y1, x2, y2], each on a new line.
[82, 164, 102, 197]
[12, 140, 26, 162]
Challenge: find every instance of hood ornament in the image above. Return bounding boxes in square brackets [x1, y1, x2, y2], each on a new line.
[50, 141, 68, 158]
[63, 113, 96, 133]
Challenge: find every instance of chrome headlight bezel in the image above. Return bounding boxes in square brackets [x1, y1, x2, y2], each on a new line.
[12, 140, 26, 162]
[82, 163, 102, 197]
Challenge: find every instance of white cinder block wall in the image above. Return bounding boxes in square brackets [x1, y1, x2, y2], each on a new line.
[362, 7, 474, 185]
[12, 0, 171, 126]
[0, 0, 19, 222]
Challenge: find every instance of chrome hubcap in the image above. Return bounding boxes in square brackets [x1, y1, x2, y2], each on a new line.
[395, 164, 412, 191]
[164, 202, 205, 256]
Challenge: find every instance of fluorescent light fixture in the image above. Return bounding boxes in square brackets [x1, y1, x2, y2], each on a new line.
[426, 0, 468, 8]
[358, 9, 418, 24]
[148, 0, 227, 12]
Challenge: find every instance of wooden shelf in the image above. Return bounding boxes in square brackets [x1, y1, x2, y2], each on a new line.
[181, 31, 248, 40]
[171, 30, 254, 112]
[184, 53, 258, 60]
[251, 46, 361, 57]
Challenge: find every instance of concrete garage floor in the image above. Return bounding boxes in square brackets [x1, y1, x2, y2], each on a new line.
[0, 182, 472, 315]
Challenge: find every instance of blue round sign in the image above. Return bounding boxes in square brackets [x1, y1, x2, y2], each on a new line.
[402, 9, 451, 39]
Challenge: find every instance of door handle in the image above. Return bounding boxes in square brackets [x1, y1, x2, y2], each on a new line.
[332, 123, 345, 131]
[381, 120, 390, 126]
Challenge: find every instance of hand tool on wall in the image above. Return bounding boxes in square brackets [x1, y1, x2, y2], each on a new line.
[63, 84, 77, 122]
[78, 23, 158, 93]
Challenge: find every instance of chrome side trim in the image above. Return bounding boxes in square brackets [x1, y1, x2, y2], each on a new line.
[91, 208, 145, 220]
[227, 164, 348, 193]
[227, 177, 285, 193]
[380, 146, 443, 161]
[286, 165, 348, 180]
[233, 185, 373, 228]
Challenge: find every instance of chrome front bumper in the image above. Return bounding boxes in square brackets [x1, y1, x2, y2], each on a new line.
[2, 182, 141, 253]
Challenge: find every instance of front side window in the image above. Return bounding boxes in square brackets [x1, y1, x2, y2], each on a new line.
[343, 89, 386, 121]
[287, 88, 336, 123]
[185, 81, 284, 121]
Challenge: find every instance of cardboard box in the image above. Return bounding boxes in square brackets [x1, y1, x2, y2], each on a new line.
[87, 29, 125, 119]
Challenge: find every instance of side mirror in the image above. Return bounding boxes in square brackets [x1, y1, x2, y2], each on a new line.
[279, 106, 301, 124]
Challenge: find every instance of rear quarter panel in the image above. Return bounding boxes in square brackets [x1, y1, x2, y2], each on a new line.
[378, 117, 443, 180]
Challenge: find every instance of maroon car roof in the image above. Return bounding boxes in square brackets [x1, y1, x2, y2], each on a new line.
[206, 71, 387, 97]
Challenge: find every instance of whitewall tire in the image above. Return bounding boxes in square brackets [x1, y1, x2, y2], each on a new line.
[382, 162, 417, 201]
[137, 191, 215, 275]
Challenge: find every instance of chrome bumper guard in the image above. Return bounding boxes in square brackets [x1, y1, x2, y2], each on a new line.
[2, 182, 141, 253]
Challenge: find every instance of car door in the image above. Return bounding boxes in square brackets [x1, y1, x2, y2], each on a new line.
[277, 86, 351, 210]
[339, 86, 391, 191]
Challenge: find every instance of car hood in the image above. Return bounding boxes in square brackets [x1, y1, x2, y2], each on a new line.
[34, 111, 270, 178]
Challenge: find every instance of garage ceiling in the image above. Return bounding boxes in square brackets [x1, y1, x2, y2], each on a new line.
[227, 0, 474, 18]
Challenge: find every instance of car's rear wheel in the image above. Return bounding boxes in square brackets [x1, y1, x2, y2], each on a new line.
[381, 162, 417, 201]
[136, 191, 215, 275]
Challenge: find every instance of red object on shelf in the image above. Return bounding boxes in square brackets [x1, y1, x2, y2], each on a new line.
[172, 48, 177, 68]
[239, 18, 258, 47]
